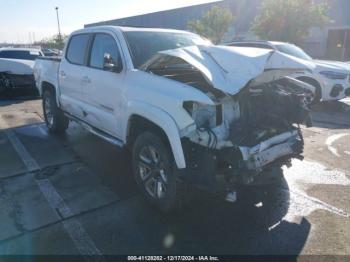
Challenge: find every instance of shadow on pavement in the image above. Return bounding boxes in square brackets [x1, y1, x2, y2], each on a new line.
[58, 124, 311, 256]
[88, 146, 312, 256]
[311, 100, 350, 114]
[310, 101, 350, 129]
[58, 125, 137, 199]
[0, 90, 40, 106]
[156, 168, 311, 256]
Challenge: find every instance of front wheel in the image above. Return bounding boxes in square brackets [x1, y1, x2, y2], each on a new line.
[42, 90, 69, 134]
[132, 131, 183, 212]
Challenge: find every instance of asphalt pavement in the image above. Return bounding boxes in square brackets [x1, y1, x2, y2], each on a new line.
[0, 95, 349, 259]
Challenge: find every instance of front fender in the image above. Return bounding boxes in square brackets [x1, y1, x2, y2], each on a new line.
[124, 100, 187, 169]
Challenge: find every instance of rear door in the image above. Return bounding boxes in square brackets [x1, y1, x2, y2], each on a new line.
[59, 33, 91, 118]
[80, 32, 125, 137]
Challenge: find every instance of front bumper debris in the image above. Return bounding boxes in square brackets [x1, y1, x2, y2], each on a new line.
[181, 129, 304, 192]
[239, 130, 303, 171]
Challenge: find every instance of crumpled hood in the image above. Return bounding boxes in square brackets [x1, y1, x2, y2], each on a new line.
[0, 58, 34, 75]
[313, 59, 350, 72]
[160, 45, 315, 95]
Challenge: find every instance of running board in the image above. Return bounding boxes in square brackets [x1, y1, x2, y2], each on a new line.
[65, 112, 124, 148]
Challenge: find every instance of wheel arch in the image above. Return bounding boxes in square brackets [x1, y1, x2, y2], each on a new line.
[125, 102, 187, 169]
[41, 81, 60, 106]
[296, 76, 322, 100]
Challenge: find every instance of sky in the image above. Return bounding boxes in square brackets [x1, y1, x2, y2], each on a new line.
[0, 0, 220, 43]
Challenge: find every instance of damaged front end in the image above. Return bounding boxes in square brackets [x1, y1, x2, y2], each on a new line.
[0, 58, 36, 94]
[180, 77, 312, 191]
[144, 45, 314, 193]
[0, 72, 36, 93]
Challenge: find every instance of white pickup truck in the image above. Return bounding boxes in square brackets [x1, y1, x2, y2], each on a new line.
[34, 26, 314, 212]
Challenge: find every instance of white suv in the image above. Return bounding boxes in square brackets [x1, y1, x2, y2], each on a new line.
[227, 41, 350, 102]
[34, 26, 314, 212]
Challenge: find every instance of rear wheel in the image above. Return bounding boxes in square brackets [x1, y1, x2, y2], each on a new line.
[132, 131, 183, 212]
[42, 89, 69, 134]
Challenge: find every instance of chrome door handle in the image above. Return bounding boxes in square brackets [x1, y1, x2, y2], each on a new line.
[81, 76, 91, 84]
[60, 71, 66, 77]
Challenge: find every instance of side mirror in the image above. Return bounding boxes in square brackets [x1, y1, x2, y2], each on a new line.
[103, 53, 122, 73]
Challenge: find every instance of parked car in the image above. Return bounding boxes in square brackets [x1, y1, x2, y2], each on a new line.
[34, 26, 314, 212]
[0, 48, 43, 94]
[226, 40, 350, 102]
[41, 48, 61, 57]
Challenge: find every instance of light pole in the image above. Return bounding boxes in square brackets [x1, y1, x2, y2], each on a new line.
[55, 7, 62, 41]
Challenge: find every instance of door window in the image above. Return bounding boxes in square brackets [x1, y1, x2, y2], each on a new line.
[89, 34, 122, 71]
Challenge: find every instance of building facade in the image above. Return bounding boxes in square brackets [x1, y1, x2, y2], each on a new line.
[86, 0, 261, 41]
[86, 0, 350, 60]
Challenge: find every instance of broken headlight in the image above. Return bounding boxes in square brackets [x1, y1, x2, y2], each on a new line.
[183, 101, 222, 128]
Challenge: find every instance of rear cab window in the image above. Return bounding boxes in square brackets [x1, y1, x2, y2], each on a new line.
[66, 34, 90, 65]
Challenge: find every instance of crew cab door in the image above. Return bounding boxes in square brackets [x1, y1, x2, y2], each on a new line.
[59, 34, 91, 118]
[80, 33, 125, 137]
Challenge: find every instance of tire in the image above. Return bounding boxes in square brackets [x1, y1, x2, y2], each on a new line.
[132, 131, 183, 212]
[311, 85, 322, 105]
[42, 89, 69, 134]
[297, 77, 322, 104]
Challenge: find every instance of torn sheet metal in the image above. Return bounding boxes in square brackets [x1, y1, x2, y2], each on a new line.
[160, 45, 315, 95]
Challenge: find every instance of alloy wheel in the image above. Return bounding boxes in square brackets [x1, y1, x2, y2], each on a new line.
[138, 145, 168, 199]
[44, 95, 54, 127]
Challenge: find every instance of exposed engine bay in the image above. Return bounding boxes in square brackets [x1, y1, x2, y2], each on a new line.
[181, 77, 312, 190]
[183, 76, 313, 148]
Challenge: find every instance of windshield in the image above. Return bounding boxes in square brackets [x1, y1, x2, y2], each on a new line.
[124, 31, 211, 68]
[0, 50, 42, 61]
[275, 44, 312, 60]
